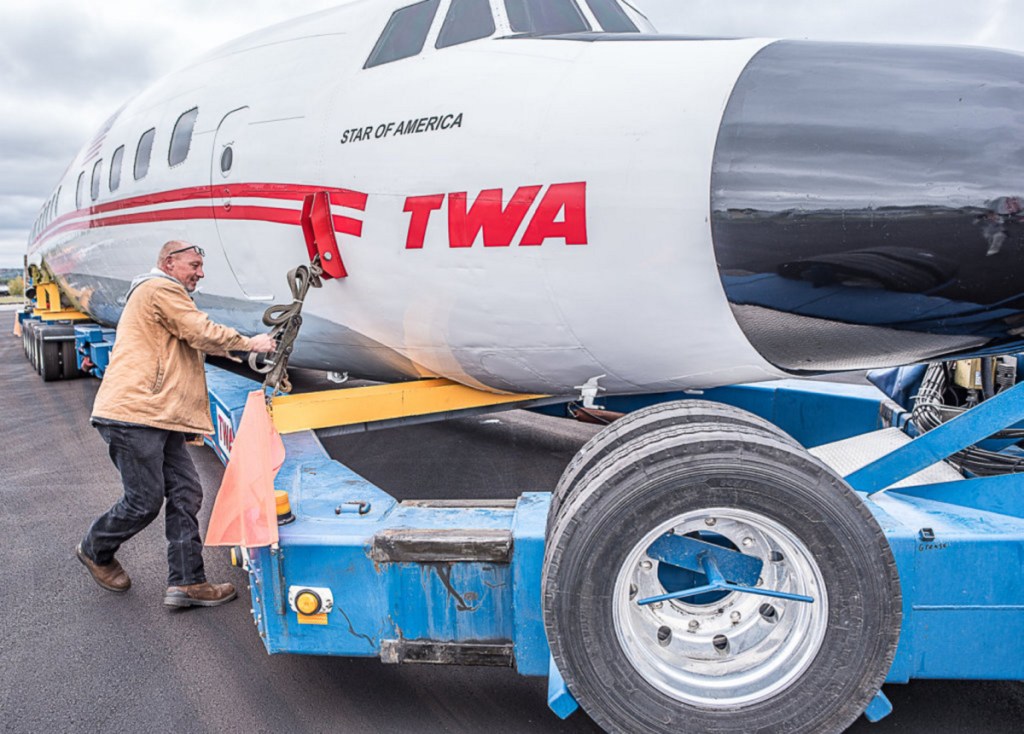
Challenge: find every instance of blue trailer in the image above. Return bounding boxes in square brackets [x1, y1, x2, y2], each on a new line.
[198, 363, 1024, 734]
[17, 285, 1019, 732]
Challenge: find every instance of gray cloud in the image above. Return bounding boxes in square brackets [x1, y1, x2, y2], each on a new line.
[0, 12, 158, 104]
[641, 0, 1018, 49]
[0, 6, 165, 265]
[0, 0, 355, 266]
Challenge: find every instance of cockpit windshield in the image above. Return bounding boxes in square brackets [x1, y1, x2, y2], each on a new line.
[504, 0, 589, 35]
[437, 0, 496, 49]
[583, 0, 639, 32]
[366, 0, 643, 69]
[365, 0, 441, 68]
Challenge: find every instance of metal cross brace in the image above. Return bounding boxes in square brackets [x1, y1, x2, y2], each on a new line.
[846, 379, 1024, 494]
[637, 534, 813, 606]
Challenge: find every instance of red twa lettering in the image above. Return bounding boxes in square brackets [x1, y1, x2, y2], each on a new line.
[403, 194, 445, 249]
[402, 182, 588, 249]
[521, 182, 587, 246]
[448, 186, 542, 248]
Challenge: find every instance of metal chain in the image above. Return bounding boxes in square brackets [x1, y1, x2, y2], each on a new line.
[249, 256, 323, 400]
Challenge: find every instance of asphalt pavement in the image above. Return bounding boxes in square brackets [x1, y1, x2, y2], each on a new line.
[1, 330, 1021, 733]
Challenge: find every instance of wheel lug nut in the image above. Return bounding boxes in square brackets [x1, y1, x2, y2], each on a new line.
[652, 601, 663, 609]
[730, 611, 742, 624]
[705, 517, 717, 527]
[688, 620, 700, 631]
[742, 537, 753, 547]
[756, 577, 764, 587]
[640, 559, 652, 570]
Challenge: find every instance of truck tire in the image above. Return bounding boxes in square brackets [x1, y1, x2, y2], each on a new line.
[60, 339, 81, 379]
[546, 400, 798, 534]
[22, 320, 34, 367]
[21, 320, 32, 360]
[31, 324, 43, 374]
[543, 427, 901, 734]
[40, 339, 61, 382]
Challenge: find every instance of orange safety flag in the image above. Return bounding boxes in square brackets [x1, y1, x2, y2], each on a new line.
[12, 311, 21, 337]
[205, 390, 286, 547]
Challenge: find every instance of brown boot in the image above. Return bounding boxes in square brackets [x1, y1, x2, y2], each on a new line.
[163, 581, 237, 608]
[76, 544, 131, 592]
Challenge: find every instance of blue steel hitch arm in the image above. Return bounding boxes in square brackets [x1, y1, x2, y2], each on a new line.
[636, 534, 815, 606]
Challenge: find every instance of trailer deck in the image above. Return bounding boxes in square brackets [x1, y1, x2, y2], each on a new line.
[199, 361, 1024, 729]
[12, 303, 1024, 733]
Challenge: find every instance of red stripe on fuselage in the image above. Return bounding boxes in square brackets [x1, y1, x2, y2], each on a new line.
[39, 204, 362, 243]
[30, 182, 367, 248]
[89, 183, 367, 215]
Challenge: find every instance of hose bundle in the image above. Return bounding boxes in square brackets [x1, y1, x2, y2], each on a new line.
[911, 360, 1024, 475]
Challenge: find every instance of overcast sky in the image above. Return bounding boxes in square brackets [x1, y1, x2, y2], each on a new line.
[2, 0, 1021, 268]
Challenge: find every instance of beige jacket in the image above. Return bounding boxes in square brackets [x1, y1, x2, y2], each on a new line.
[92, 277, 254, 434]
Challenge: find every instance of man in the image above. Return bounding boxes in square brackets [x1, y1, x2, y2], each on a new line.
[77, 240, 276, 607]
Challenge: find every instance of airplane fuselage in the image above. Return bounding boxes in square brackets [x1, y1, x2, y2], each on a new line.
[27, 0, 1024, 394]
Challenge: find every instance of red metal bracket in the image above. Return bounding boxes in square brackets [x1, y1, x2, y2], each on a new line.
[300, 191, 347, 279]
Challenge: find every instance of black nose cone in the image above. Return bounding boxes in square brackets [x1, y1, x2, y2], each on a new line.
[712, 40, 1024, 372]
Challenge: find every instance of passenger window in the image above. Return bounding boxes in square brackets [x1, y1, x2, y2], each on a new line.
[365, 0, 441, 68]
[76, 171, 86, 209]
[585, 0, 638, 32]
[220, 146, 233, 174]
[90, 159, 103, 201]
[436, 0, 495, 49]
[504, 0, 589, 34]
[169, 107, 198, 167]
[110, 145, 125, 192]
[134, 128, 156, 180]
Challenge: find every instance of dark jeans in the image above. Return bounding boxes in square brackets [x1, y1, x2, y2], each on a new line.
[82, 423, 206, 586]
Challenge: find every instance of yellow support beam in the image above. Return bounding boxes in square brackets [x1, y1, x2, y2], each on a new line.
[38, 310, 91, 322]
[34, 282, 89, 321]
[270, 379, 550, 434]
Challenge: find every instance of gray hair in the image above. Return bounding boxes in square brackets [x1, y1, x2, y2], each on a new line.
[156, 240, 195, 266]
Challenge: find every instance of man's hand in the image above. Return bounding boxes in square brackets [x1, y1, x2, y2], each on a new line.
[248, 334, 277, 353]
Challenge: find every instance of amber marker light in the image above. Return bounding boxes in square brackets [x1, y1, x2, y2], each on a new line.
[276, 489, 295, 525]
[295, 590, 322, 616]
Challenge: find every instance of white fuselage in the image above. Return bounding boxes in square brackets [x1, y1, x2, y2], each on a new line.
[28, 0, 785, 395]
